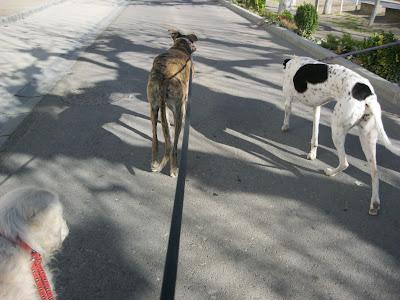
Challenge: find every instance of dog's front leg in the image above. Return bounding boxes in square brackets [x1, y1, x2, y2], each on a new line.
[307, 106, 321, 160]
[281, 96, 293, 132]
[359, 124, 380, 215]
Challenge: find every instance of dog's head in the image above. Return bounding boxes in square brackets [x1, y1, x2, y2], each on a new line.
[0, 187, 69, 259]
[169, 30, 198, 54]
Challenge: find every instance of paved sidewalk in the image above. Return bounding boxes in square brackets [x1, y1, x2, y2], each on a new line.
[0, 0, 51, 17]
[0, 0, 126, 147]
[0, 0, 66, 23]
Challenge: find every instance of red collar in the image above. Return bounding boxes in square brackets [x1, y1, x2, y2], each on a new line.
[2, 236, 56, 300]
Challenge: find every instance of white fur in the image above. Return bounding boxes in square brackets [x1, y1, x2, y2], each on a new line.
[282, 56, 400, 215]
[0, 187, 69, 299]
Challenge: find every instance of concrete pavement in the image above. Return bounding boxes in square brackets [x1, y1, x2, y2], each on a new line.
[0, 0, 126, 147]
[0, 0, 52, 17]
[0, 0, 66, 23]
[0, 0, 399, 299]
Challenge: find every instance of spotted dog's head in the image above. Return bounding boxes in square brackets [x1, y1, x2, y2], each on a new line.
[170, 30, 198, 54]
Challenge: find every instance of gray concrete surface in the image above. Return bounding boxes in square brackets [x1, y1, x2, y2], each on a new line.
[0, 0, 127, 148]
[0, 0, 66, 24]
[0, 0, 399, 299]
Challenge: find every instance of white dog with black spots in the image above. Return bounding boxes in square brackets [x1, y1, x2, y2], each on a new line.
[281, 56, 400, 215]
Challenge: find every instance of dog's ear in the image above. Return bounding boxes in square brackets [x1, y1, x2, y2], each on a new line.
[169, 30, 183, 41]
[283, 58, 291, 69]
[187, 34, 198, 42]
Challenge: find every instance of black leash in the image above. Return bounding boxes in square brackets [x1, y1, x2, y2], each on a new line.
[160, 62, 193, 300]
[319, 40, 400, 62]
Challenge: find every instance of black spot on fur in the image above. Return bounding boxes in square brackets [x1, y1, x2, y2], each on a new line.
[352, 82, 373, 100]
[293, 64, 328, 93]
[283, 58, 291, 69]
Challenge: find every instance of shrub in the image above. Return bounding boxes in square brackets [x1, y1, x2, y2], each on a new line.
[280, 10, 294, 22]
[320, 31, 400, 83]
[339, 33, 363, 53]
[280, 18, 297, 31]
[294, 4, 319, 38]
[359, 32, 400, 83]
[255, 0, 265, 13]
[321, 34, 341, 51]
[244, 0, 265, 13]
[278, 10, 296, 30]
[263, 10, 280, 23]
[321, 33, 362, 54]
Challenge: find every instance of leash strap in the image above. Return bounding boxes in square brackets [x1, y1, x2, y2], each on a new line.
[17, 239, 55, 300]
[160, 62, 193, 300]
[319, 40, 400, 62]
[31, 251, 55, 300]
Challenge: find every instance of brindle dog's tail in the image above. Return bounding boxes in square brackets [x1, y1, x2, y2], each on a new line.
[159, 79, 169, 129]
[153, 77, 172, 172]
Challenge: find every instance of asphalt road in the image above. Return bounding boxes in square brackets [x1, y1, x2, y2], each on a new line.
[0, 0, 400, 299]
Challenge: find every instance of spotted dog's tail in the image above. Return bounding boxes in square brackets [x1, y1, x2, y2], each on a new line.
[366, 96, 400, 156]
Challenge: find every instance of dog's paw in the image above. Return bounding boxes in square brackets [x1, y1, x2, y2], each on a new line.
[151, 161, 160, 172]
[170, 168, 178, 178]
[324, 167, 336, 176]
[281, 124, 289, 132]
[368, 202, 380, 216]
[307, 152, 317, 160]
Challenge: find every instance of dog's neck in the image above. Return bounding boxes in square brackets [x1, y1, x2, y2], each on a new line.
[170, 44, 193, 57]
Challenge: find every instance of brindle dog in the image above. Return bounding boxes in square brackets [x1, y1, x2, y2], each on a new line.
[147, 30, 197, 177]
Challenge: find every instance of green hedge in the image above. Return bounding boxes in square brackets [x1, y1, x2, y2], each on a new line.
[320, 31, 400, 83]
[235, 0, 265, 14]
[294, 4, 318, 38]
[359, 32, 400, 83]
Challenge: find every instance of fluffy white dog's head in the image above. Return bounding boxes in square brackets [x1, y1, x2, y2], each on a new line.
[0, 187, 69, 299]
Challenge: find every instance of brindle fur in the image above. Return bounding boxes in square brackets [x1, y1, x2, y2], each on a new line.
[147, 31, 197, 177]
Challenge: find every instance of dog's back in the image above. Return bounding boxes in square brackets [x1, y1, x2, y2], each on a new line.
[149, 49, 191, 81]
[148, 47, 193, 109]
[283, 56, 374, 104]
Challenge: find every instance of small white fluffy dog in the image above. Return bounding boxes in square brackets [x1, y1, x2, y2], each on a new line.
[282, 56, 400, 215]
[0, 187, 69, 299]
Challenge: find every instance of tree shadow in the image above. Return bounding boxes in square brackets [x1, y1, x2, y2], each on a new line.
[54, 215, 155, 299]
[0, 0, 399, 298]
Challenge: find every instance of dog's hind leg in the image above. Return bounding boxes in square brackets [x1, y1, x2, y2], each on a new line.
[359, 123, 380, 215]
[150, 106, 160, 171]
[307, 105, 321, 160]
[155, 103, 172, 173]
[325, 114, 350, 176]
[170, 105, 184, 178]
[281, 96, 293, 132]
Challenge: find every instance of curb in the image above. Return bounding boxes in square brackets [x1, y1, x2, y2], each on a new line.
[0, 1, 129, 150]
[0, 0, 67, 25]
[216, 0, 400, 107]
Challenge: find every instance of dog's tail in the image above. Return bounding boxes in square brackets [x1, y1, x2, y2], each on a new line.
[366, 96, 400, 156]
[159, 78, 169, 132]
